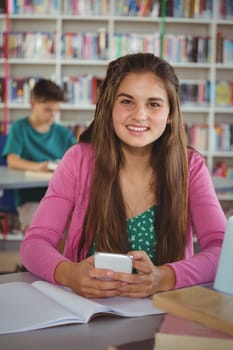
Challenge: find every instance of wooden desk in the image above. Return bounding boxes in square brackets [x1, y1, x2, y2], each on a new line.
[0, 272, 163, 350]
[0, 166, 50, 190]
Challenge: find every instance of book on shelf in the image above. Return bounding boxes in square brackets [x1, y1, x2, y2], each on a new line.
[214, 123, 233, 152]
[0, 280, 164, 334]
[185, 123, 208, 153]
[8, 0, 60, 14]
[153, 285, 233, 337]
[61, 31, 108, 60]
[0, 0, 6, 13]
[216, 81, 233, 107]
[3, 31, 56, 59]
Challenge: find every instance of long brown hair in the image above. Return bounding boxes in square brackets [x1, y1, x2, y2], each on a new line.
[78, 53, 188, 265]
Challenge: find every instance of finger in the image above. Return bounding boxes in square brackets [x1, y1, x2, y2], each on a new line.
[94, 279, 124, 291]
[129, 250, 148, 261]
[111, 271, 139, 283]
[118, 290, 150, 298]
[85, 255, 94, 265]
[80, 287, 121, 299]
[89, 267, 116, 280]
[133, 260, 153, 274]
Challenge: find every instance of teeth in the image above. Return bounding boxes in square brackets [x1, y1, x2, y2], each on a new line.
[127, 126, 148, 132]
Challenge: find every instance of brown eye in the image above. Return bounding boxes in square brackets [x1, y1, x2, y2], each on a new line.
[149, 102, 159, 108]
[121, 99, 132, 105]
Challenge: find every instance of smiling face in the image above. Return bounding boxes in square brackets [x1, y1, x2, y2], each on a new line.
[112, 72, 170, 153]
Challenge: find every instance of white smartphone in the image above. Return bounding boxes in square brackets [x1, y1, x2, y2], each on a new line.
[94, 252, 133, 273]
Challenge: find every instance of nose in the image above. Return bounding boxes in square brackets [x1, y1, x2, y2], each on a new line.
[132, 105, 148, 122]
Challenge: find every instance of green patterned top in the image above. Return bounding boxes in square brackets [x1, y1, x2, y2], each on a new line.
[88, 206, 156, 260]
[127, 205, 156, 261]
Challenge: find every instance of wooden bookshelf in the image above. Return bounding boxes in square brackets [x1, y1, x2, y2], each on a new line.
[0, 0, 232, 212]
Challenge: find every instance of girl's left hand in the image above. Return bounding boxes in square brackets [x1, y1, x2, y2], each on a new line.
[111, 250, 176, 298]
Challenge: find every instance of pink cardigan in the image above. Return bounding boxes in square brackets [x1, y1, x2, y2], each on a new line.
[20, 143, 226, 289]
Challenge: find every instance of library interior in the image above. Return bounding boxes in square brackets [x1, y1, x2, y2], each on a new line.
[0, 0, 233, 349]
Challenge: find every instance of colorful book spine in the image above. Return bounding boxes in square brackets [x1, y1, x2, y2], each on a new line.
[8, 0, 60, 14]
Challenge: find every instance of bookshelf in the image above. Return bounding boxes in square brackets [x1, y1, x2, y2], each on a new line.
[0, 0, 232, 214]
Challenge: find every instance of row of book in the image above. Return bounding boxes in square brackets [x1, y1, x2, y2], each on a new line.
[179, 80, 210, 105]
[7, 0, 60, 14]
[1, 76, 232, 106]
[214, 123, 233, 152]
[61, 29, 108, 60]
[6, 0, 109, 15]
[63, 0, 109, 16]
[186, 123, 208, 152]
[61, 75, 103, 105]
[61, 32, 229, 64]
[186, 123, 233, 152]
[3, 0, 233, 19]
[177, 80, 233, 108]
[1, 31, 232, 64]
[216, 81, 233, 107]
[0, 75, 103, 105]
[216, 31, 233, 64]
[114, 0, 213, 18]
[0, 30, 107, 60]
[112, 33, 212, 63]
[1, 32, 56, 59]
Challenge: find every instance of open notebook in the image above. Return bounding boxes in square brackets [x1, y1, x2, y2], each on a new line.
[0, 280, 163, 334]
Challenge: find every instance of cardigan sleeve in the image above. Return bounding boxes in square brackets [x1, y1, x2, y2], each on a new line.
[20, 144, 91, 283]
[167, 150, 227, 289]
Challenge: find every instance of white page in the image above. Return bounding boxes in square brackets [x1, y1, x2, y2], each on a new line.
[32, 281, 113, 322]
[92, 295, 163, 317]
[0, 282, 83, 334]
[33, 281, 163, 319]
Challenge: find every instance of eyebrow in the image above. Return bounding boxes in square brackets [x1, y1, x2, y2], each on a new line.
[116, 93, 165, 102]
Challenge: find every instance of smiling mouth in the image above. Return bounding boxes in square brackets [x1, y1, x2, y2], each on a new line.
[126, 125, 149, 132]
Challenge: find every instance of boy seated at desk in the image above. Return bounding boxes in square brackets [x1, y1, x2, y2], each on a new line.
[2, 78, 76, 233]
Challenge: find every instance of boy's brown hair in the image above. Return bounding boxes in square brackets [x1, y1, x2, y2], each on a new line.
[31, 79, 65, 102]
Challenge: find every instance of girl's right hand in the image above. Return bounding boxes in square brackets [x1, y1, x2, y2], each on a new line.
[54, 256, 124, 298]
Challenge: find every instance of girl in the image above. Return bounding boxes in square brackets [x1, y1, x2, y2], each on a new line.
[20, 53, 226, 298]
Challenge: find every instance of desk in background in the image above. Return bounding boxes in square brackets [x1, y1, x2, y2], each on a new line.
[0, 272, 162, 350]
[0, 166, 51, 190]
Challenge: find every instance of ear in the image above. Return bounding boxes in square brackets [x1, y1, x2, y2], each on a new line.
[30, 98, 35, 109]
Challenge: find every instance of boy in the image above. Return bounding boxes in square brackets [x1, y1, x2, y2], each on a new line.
[2, 78, 76, 232]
